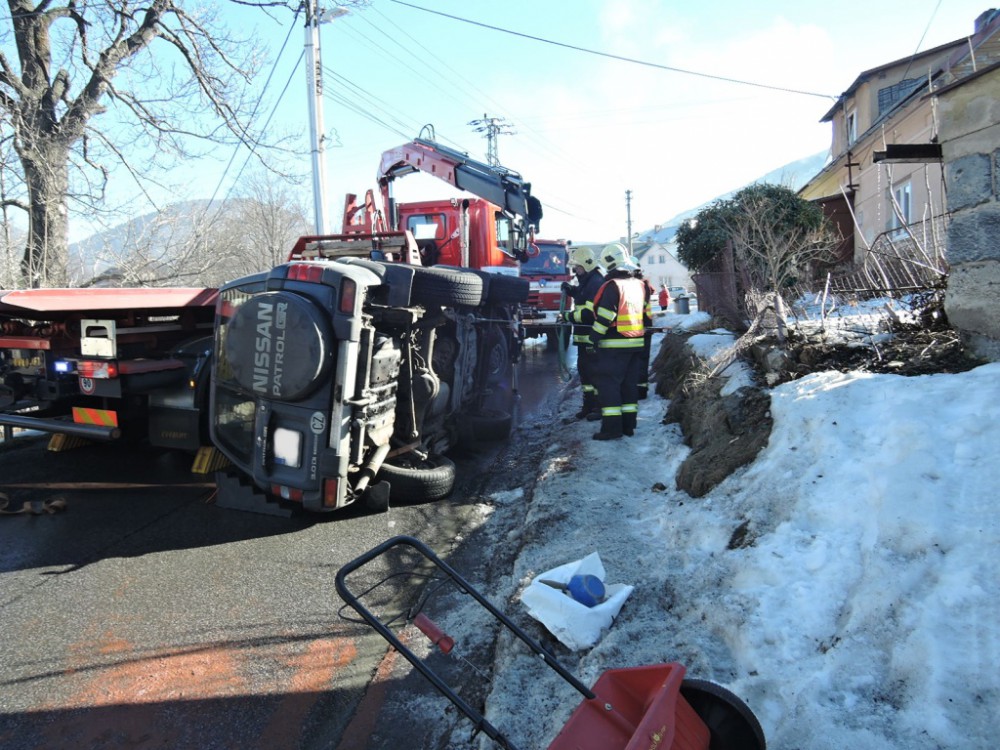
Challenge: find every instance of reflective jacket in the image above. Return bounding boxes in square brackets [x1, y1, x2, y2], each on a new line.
[567, 268, 606, 346]
[591, 273, 649, 348]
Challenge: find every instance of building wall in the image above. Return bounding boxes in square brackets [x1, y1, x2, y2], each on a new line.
[638, 241, 692, 289]
[937, 66, 1000, 359]
[805, 76, 950, 261]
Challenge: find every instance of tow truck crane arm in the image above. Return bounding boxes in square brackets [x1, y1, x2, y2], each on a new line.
[376, 138, 543, 262]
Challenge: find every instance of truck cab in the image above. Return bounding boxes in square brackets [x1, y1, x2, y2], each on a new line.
[396, 199, 520, 272]
[518, 239, 573, 348]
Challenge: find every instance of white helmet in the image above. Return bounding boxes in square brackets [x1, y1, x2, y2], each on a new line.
[600, 243, 636, 272]
[569, 246, 598, 272]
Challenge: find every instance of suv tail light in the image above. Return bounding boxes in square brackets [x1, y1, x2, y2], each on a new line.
[288, 264, 324, 282]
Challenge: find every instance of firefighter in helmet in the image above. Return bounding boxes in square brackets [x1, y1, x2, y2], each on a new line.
[561, 246, 605, 420]
[588, 243, 651, 440]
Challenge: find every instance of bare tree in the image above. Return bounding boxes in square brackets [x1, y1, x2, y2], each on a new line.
[77, 172, 311, 289]
[723, 186, 840, 342]
[0, 0, 295, 288]
[208, 170, 311, 282]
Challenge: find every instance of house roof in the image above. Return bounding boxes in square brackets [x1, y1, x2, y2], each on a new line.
[820, 39, 965, 122]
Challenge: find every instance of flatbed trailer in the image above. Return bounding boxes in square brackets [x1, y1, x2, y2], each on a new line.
[0, 287, 217, 450]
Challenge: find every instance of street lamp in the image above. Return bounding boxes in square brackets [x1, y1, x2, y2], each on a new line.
[305, 3, 350, 234]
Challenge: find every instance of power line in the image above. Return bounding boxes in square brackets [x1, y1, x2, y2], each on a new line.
[900, 0, 946, 82]
[202, 7, 302, 218]
[388, 0, 837, 100]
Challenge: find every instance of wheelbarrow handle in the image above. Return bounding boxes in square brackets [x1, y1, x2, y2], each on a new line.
[335, 536, 594, 704]
[413, 612, 455, 654]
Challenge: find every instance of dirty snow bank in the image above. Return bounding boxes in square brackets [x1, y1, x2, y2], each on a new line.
[477, 327, 1000, 750]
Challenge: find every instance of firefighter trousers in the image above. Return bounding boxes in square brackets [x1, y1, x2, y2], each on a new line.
[590, 346, 643, 420]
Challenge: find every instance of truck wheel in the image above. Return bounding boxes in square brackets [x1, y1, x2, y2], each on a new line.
[376, 453, 456, 502]
[482, 273, 528, 303]
[409, 266, 484, 307]
[482, 324, 514, 386]
[680, 678, 766, 750]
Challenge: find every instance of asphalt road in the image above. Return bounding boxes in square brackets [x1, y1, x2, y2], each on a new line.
[0, 341, 570, 750]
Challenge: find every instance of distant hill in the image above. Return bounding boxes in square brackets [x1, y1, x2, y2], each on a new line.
[68, 200, 217, 284]
[635, 150, 829, 244]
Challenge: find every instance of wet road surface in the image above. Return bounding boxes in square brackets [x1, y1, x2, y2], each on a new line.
[0, 341, 571, 750]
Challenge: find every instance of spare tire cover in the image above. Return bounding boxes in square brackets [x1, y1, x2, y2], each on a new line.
[224, 291, 333, 401]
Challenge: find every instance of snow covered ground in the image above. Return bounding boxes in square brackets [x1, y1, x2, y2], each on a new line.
[467, 310, 1000, 749]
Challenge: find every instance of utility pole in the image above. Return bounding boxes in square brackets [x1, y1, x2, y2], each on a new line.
[304, 2, 349, 234]
[625, 189, 634, 254]
[469, 114, 514, 167]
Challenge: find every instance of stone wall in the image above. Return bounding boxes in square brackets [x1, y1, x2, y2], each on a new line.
[938, 65, 1000, 360]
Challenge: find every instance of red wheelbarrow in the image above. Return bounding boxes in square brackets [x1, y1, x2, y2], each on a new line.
[335, 535, 765, 750]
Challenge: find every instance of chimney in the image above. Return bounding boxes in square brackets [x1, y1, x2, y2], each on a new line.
[974, 9, 999, 33]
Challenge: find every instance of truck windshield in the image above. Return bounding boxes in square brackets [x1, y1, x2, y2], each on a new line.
[520, 244, 568, 276]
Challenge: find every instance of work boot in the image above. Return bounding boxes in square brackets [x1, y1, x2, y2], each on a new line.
[574, 392, 597, 420]
[592, 415, 623, 441]
[622, 412, 637, 437]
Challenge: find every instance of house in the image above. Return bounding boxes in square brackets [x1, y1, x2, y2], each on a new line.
[632, 239, 693, 290]
[799, 9, 1000, 263]
[799, 8, 1000, 358]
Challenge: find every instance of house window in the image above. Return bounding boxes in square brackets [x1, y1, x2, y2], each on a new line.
[889, 180, 912, 235]
[878, 78, 921, 115]
[845, 109, 858, 145]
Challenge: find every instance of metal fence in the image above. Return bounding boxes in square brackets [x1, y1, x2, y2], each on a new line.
[692, 215, 950, 337]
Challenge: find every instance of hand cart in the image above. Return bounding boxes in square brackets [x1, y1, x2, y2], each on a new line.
[335, 535, 765, 750]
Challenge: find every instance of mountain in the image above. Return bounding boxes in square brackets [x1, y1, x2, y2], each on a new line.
[636, 149, 830, 244]
[68, 200, 216, 284]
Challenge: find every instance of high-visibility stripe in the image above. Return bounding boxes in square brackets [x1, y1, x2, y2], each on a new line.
[596, 307, 615, 322]
[593, 321, 609, 334]
[72, 406, 119, 427]
[597, 338, 644, 349]
[622, 403, 638, 414]
[601, 406, 622, 416]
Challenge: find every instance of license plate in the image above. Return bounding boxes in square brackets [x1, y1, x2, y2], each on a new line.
[273, 427, 302, 468]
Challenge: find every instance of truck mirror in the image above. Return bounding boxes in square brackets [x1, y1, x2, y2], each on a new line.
[527, 196, 543, 229]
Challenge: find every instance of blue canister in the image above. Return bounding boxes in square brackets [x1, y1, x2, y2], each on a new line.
[566, 574, 606, 607]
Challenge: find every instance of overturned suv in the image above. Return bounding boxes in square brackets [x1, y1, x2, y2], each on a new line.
[210, 255, 527, 513]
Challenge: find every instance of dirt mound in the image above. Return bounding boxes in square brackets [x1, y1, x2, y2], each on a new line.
[652, 315, 985, 498]
[652, 334, 772, 497]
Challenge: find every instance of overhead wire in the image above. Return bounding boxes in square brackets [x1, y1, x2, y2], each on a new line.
[900, 0, 946, 82]
[364, 3, 579, 168]
[337, 7, 599, 224]
[198, 7, 303, 230]
[388, 0, 838, 100]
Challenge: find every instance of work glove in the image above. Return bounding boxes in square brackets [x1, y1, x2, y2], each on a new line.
[560, 281, 574, 294]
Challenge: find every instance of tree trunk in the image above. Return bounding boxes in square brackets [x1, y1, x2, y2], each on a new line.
[20, 148, 70, 288]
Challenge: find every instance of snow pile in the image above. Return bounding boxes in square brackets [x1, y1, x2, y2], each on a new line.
[478, 320, 1000, 750]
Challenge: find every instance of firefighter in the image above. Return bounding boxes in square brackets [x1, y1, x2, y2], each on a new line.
[631, 256, 656, 399]
[588, 243, 650, 440]
[561, 246, 605, 420]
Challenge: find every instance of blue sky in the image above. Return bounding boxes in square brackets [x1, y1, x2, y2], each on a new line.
[81, 0, 995, 243]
